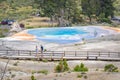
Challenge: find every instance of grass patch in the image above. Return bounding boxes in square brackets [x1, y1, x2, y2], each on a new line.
[104, 64, 119, 72]
[77, 74, 83, 78]
[26, 26, 34, 29]
[0, 34, 5, 38]
[32, 70, 36, 74]
[22, 17, 58, 29]
[26, 23, 30, 25]
[37, 70, 48, 75]
[11, 74, 16, 78]
[96, 68, 99, 71]
[42, 59, 48, 62]
[26, 19, 32, 22]
[0, 28, 8, 37]
[77, 74, 88, 79]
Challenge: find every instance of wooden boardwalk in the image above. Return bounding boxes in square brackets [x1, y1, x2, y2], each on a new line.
[0, 50, 120, 61]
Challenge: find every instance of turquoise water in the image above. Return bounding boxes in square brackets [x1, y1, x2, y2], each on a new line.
[28, 26, 110, 44]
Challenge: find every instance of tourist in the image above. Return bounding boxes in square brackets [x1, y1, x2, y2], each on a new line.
[35, 45, 38, 57]
[40, 45, 44, 54]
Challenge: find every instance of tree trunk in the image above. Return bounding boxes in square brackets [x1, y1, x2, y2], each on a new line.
[58, 17, 65, 27]
[58, 9, 66, 27]
[88, 15, 92, 22]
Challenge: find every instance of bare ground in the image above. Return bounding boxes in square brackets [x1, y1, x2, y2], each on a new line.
[0, 59, 120, 80]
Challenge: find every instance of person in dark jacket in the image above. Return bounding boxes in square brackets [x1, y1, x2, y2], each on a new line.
[40, 45, 44, 54]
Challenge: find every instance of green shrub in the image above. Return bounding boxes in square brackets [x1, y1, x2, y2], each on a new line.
[0, 34, 5, 38]
[63, 59, 69, 71]
[55, 64, 63, 72]
[104, 64, 119, 72]
[31, 75, 36, 80]
[96, 68, 99, 71]
[98, 13, 112, 24]
[84, 75, 88, 79]
[99, 18, 112, 23]
[55, 59, 69, 72]
[74, 65, 80, 72]
[74, 63, 88, 72]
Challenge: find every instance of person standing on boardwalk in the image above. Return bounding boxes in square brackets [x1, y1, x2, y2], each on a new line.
[40, 45, 44, 58]
[35, 45, 38, 57]
[41, 45, 44, 53]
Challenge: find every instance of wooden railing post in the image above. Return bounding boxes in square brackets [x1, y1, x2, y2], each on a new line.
[52, 51, 54, 56]
[61, 51, 64, 60]
[75, 51, 77, 57]
[29, 51, 32, 56]
[50, 51, 54, 61]
[118, 52, 120, 57]
[99, 52, 100, 56]
[96, 57, 98, 60]
[6, 50, 8, 55]
[87, 51, 89, 59]
[64, 51, 65, 56]
[108, 52, 110, 57]
[18, 50, 20, 56]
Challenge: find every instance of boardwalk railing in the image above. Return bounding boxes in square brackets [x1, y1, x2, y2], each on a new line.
[0, 50, 120, 61]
